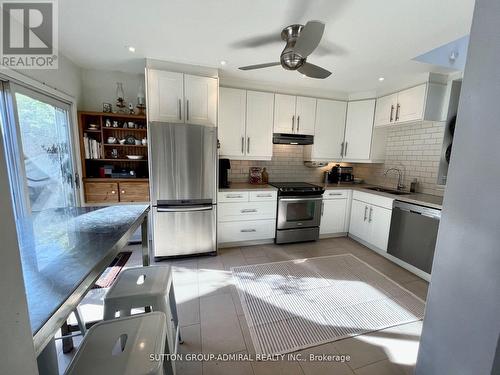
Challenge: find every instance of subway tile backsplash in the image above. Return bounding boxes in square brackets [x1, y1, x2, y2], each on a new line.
[227, 121, 446, 197]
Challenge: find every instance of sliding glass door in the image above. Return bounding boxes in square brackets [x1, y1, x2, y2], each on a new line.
[0, 80, 79, 216]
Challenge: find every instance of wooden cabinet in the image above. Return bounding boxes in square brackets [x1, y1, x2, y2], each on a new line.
[349, 191, 394, 251]
[320, 190, 350, 235]
[84, 182, 119, 203]
[218, 88, 273, 160]
[84, 180, 149, 203]
[343, 99, 376, 161]
[119, 182, 150, 202]
[219, 88, 246, 157]
[245, 90, 274, 159]
[147, 69, 217, 127]
[273, 94, 316, 135]
[374, 83, 447, 127]
[304, 99, 346, 161]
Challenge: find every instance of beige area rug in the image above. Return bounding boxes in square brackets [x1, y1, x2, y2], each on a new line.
[231, 254, 425, 355]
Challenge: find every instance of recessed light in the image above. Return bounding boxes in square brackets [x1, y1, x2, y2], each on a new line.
[127, 46, 136, 53]
[378, 77, 385, 81]
[220, 60, 227, 66]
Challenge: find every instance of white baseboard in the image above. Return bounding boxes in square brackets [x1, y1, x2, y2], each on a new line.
[218, 238, 274, 248]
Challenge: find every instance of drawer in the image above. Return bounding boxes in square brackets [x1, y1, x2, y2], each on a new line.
[218, 201, 277, 222]
[323, 190, 349, 200]
[218, 219, 276, 243]
[119, 182, 150, 202]
[84, 182, 119, 203]
[249, 190, 277, 202]
[218, 191, 249, 203]
[353, 190, 394, 210]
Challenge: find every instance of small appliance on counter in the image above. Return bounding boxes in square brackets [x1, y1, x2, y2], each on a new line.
[219, 158, 231, 188]
[327, 164, 354, 183]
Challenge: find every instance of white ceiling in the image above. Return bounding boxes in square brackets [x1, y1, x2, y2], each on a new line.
[59, 0, 475, 96]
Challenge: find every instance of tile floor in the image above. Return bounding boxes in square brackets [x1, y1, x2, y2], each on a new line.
[57, 237, 429, 375]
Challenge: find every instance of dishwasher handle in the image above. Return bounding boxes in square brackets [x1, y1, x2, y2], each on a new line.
[393, 201, 441, 220]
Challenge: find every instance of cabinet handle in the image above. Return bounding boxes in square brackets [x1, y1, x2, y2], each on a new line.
[241, 209, 257, 213]
[344, 142, 348, 156]
[226, 194, 243, 198]
[369, 207, 373, 222]
[178, 99, 182, 120]
[364, 205, 368, 221]
[340, 142, 344, 157]
[256, 194, 272, 197]
[297, 115, 300, 132]
[292, 115, 295, 132]
[390, 105, 394, 122]
[395, 103, 400, 121]
[121, 190, 125, 194]
[186, 99, 190, 121]
[241, 137, 244, 154]
[241, 229, 257, 233]
[111, 190, 116, 194]
[321, 201, 324, 216]
[247, 137, 250, 153]
[329, 193, 343, 196]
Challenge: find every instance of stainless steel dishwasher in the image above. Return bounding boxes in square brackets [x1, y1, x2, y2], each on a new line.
[387, 201, 441, 274]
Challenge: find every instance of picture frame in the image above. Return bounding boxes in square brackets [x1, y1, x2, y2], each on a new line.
[102, 103, 112, 113]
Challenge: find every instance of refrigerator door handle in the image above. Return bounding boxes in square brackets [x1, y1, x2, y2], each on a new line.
[157, 205, 213, 212]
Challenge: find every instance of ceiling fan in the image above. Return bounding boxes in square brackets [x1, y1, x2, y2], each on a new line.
[238, 21, 332, 79]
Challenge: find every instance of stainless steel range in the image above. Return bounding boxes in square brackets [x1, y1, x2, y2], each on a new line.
[269, 182, 325, 244]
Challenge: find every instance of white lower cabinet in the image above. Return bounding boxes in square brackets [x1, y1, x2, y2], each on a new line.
[217, 190, 277, 245]
[349, 192, 394, 251]
[320, 190, 351, 235]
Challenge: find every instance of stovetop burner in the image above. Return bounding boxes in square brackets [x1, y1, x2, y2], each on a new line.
[269, 182, 325, 196]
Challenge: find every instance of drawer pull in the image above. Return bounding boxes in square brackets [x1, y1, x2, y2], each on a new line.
[121, 190, 125, 194]
[256, 194, 272, 197]
[111, 190, 116, 194]
[329, 193, 343, 196]
[226, 194, 243, 198]
[241, 209, 257, 213]
[240, 229, 256, 233]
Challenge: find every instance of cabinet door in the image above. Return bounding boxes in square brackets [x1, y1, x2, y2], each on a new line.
[84, 182, 119, 203]
[219, 88, 246, 157]
[184, 74, 217, 126]
[367, 205, 392, 251]
[396, 84, 426, 123]
[273, 94, 296, 133]
[311, 99, 347, 160]
[320, 199, 347, 234]
[119, 182, 150, 202]
[295, 96, 316, 135]
[147, 70, 184, 122]
[374, 94, 397, 127]
[246, 90, 274, 159]
[343, 99, 375, 160]
[349, 199, 369, 241]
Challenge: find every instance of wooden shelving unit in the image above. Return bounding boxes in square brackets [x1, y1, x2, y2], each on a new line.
[78, 111, 150, 203]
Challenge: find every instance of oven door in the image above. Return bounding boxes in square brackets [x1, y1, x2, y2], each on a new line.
[277, 196, 323, 230]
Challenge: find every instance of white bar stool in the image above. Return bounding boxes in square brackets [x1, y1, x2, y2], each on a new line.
[103, 265, 182, 350]
[65, 312, 167, 375]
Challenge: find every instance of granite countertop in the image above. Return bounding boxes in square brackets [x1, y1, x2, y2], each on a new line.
[19, 204, 149, 335]
[219, 182, 277, 191]
[323, 183, 443, 209]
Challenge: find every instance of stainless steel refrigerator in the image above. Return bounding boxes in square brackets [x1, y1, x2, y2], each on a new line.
[149, 122, 217, 258]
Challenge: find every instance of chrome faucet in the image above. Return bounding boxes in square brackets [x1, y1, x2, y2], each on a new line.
[384, 168, 405, 190]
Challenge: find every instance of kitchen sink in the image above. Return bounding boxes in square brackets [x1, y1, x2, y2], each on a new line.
[365, 187, 411, 195]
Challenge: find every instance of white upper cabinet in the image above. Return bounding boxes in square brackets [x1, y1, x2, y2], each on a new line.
[147, 70, 184, 123]
[219, 88, 246, 157]
[147, 69, 217, 127]
[184, 74, 217, 127]
[295, 96, 316, 135]
[374, 83, 446, 127]
[343, 99, 376, 161]
[273, 94, 296, 133]
[246, 90, 274, 159]
[374, 93, 397, 128]
[304, 99, 346, 161]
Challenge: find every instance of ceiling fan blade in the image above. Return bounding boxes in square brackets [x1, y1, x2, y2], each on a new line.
[298, 62, 332, 79]
[293, 21, 325, 58]
[239, 62, 281, 71]
[230, 33, 282, 49]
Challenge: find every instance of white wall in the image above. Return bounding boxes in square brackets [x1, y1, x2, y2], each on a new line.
[416, 0, 500, 374]
[80, 68, 145, 111]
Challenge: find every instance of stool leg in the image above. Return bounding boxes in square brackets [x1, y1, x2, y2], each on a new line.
[74, 306, 87, 336]
[169, 287, 183, 344]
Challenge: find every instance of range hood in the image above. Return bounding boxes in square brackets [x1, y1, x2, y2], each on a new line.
[273, 133, 314, 145]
